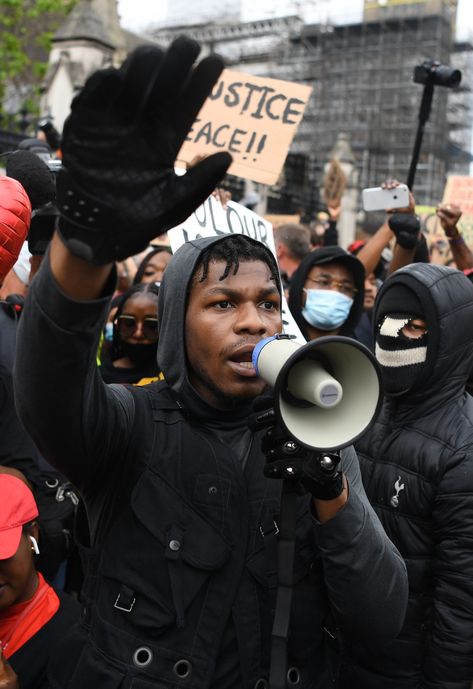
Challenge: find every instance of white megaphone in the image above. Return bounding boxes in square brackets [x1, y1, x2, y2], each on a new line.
[252, 334, 382, 451]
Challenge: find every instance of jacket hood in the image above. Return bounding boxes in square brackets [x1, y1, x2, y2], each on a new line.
[157, 235, 280, 398]
[288, 246, 365, 340]
[373, 263, 473, 408]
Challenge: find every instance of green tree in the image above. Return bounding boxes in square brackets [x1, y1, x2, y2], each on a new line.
[0, 0, 77, 130]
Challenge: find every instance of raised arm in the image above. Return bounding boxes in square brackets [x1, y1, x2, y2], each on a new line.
[436, 203, 473, 271]
[14, 38, 232, 493]
[355, 220, 393, 276]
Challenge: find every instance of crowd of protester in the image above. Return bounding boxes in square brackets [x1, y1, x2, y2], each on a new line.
[0, 36, 472, 689]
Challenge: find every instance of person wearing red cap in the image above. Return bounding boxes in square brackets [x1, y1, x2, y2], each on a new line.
[0, 473, 78, 689]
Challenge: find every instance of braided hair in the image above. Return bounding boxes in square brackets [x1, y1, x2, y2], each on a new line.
[194, 235, 281, 289]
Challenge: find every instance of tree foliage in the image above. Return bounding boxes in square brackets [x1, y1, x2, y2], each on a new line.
[0, 0, 77, 126]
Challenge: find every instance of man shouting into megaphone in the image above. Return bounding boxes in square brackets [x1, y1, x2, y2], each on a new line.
[14, 38, 407, 689]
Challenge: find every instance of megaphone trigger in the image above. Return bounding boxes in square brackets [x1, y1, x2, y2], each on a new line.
[247, 407, 276, 432]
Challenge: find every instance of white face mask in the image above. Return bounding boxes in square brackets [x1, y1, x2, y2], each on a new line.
[302, 289, 353, 331]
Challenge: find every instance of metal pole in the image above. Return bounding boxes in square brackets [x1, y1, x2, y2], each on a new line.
[407, 81, 434, 192]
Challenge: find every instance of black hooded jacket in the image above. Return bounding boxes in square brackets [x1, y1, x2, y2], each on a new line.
[15, 236, 407, 689]
[341, 263, 473, 689]
[288, 246, 365, 341]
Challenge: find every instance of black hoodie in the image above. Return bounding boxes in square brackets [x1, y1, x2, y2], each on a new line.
[288, 246, 365, 341]
[15, 240, 408, 689]
[158, 235, 280, 414]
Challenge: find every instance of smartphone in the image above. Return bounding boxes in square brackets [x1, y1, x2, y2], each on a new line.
[362, 184, 410, 212]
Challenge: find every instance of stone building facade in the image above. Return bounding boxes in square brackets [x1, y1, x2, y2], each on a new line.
[39, 0, 473, 217]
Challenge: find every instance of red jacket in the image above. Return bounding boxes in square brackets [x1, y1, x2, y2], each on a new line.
[0, 176, 31, 282]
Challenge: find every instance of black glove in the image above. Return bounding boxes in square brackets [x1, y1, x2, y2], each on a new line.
[388, 213, 421, 250]
[57, 38, 232, 264]
[248, 400, 344, 501]
[262, 426, 344, 500]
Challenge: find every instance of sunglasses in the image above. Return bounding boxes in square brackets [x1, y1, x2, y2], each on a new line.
[115, 315, 159, 341]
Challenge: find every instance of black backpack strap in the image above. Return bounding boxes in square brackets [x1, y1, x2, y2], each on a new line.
[269, 480, 299, 689]
[141, 383, 186, 421]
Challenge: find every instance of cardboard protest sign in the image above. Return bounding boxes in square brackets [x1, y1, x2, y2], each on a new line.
[168, 195, 305, 342]
[442, 176, 473, 247]
[323, 159, 347, 206]
[177, 70, 313, 186]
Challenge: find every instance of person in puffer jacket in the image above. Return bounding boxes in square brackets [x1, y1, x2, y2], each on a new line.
[340, 262, 473, 689]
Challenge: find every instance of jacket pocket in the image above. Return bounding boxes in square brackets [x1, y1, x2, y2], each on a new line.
[130, 468, 231, 569]
[98, 469, 232, 634]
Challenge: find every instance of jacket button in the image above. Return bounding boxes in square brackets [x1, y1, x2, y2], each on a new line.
[173, 659, 192, 678]
[169, 539, 181, 551]
[208, 485, 218, 495]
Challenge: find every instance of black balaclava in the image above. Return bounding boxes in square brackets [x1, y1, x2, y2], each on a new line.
[375, 284, 428, 396]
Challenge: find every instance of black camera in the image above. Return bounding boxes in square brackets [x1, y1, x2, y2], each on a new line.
[18, 138, 62, 174]
[413, 59, 461, 88]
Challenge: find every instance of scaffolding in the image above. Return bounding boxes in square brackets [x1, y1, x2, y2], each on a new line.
[152, 2, 473, 215]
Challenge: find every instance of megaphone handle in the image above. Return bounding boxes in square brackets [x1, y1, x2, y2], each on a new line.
[269, 481, 298, 689]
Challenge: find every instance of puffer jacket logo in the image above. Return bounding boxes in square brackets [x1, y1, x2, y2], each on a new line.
[390, 476, 405, 507]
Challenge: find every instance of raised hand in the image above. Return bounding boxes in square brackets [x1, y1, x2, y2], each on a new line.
[436, 203, 462, 238]
[57, 37, 232, 264]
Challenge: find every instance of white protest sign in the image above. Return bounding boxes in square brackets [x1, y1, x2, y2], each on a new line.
[168, 195, 305, 342]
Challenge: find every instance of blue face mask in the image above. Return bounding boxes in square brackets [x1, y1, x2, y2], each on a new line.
[302, 289, 354, 331]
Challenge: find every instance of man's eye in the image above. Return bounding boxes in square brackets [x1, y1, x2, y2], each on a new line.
[215, 301, 232, 309]
[261, 301, 278, 310]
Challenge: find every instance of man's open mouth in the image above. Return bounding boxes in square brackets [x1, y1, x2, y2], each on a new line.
[228, 348, 258, 376]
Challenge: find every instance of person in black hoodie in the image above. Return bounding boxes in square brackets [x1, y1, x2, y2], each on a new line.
[288, 246, 365, 341]
[340, 263, 473, 689]
[14, 39, 407, 689]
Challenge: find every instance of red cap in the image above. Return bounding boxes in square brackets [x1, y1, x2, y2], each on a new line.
[0, 474, 38, 560]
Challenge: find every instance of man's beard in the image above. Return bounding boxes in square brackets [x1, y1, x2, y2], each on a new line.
[191, 361, 263, 410]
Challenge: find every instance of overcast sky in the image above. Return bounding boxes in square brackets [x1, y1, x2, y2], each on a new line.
[118, 0, 473, 40]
